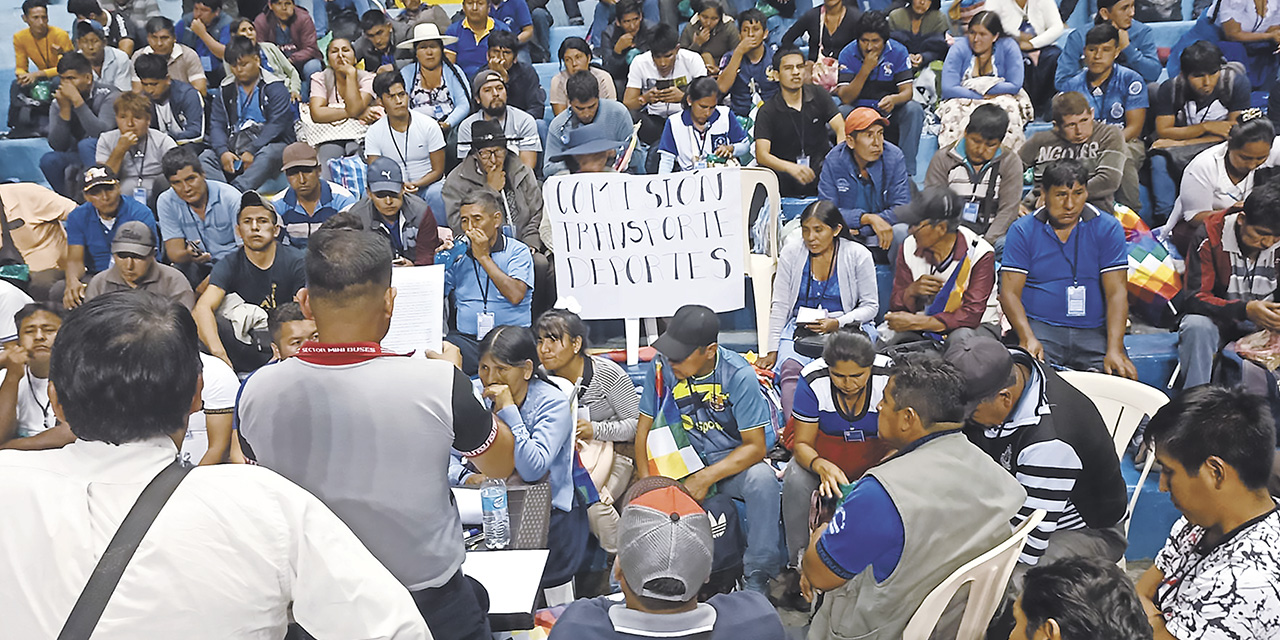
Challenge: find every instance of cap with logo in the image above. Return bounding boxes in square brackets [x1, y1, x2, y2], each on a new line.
[943, 331, 1015, 402]
[368, 157, 405, 193]
[652, 304, 720, 362]
[471, 119, 512, 151]
[844, 107, 890, 135]
[82, 165, 119, 191]
[896, 185, 964, 227]
[281, 142, 320, 172]
[617, 477, 714, 602]
[111, 221, 156, 256]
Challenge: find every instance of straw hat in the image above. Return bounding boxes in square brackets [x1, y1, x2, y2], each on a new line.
[397, 23, 458, 49]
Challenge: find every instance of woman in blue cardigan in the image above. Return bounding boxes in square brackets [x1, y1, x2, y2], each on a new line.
[398, 25, 472, 141]
[940, 11, 1024, 100]
[758, 200, 879, 421]
[478, 325, 588, 591]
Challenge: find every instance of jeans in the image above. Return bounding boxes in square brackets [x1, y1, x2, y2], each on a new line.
[531, 7, 553, 63]
[410, 569, 492, 640]
[310, 0, 370, 37]
[890, 100, 924, 178]
[1149, 153, 1176, 225]
[1026, 317, 1108, 372]
[1178, 313, 1220, 389]
[716, 460, 785, 581]
[199, 142, 288, 193]
[40, 137, 99, 197]
[299, 59, 324, 101]
[423, 181, 447, 227]
[781, 457, 819, 566]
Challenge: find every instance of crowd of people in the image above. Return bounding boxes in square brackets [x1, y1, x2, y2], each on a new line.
[2, 0, 1280, 637]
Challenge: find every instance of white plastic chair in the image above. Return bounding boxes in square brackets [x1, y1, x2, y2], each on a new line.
[1056, 371, 1166, 562]
[739, 167, 781, 355]
[902, 509, 1047, 640]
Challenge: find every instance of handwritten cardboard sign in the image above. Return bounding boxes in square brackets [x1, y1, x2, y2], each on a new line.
[545, 168, 745, 320]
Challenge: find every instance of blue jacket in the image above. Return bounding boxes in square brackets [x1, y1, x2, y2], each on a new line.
[399, 61, 473, 132]
[1055, 20, 1161, 87]
[941, 36, 1024, 100]
[209, 73, 296, 156]
[818, 141, 911, 241]
[151, 79, 206, 148]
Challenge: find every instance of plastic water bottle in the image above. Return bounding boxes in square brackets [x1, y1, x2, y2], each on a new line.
[480, 478, 510, 550]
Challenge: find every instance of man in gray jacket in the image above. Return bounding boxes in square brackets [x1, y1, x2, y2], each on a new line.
[348, 158, 441, 265]
[39, 52, 119, 197]
[442, 120, 552, 314]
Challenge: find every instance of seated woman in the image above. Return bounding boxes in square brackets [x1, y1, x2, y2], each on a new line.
[757, 200, 878, 421]
[655, 77, 750, 174]
[307, 38, 380, 179]
[780, 0, 861, 68]
[398, 23, 472, 146]
[477, 325, 589, 591]
[534, 307, 640, 554]
[984, 0, 1063, 115]
[780, 329, 891, 571]
[1161, 116, 1280, 254]
[937, 11, 1031, 149]
[219, 18, 302, 100]
[1217, 0, 1280, 89]
[549, 38, 617, 116]
[679, 0, 740, 75]
[888, 0, 950, 72]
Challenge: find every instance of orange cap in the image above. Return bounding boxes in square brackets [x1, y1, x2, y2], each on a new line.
[844, 107, 890, 135]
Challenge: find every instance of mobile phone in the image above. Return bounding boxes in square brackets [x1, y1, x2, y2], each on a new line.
[655, 79, 674, 91]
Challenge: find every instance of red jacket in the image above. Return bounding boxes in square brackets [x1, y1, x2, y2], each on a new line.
[254, 7, 321, 66]
[1184, 210, 1278, 331]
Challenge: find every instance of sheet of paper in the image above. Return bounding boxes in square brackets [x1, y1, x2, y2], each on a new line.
[381, 264, 445, 354]
[796, 306, 829, 324]
[464, 550, 550, 614]
[452, 487, 483, 525]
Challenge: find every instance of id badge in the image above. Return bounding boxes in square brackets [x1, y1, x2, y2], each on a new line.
[476, 312, 496, 339]
[1066, 285, 1087, 317]
[962, 201, 980, 223]
[797, 155, 811, 168]
[693, 157, 708, 170]
[133, 187, 148, 205]
[843, 429, 865, 443]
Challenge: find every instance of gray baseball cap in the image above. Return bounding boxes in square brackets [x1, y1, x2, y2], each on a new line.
[943, 331, 1015, 402]
[617, 477, 714, 602]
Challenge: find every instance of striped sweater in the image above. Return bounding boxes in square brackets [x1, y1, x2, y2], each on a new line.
[965, 351, 1128, 565]
[573, 355, 642, 443]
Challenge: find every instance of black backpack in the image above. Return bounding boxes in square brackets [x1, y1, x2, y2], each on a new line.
[6, 83, 52, 139]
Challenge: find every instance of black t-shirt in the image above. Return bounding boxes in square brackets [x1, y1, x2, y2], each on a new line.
[754, 84, 839, 197]
[209, 244, 306, 309]
[781, 4, 861, 61]
[1153, 71, 1250, 126]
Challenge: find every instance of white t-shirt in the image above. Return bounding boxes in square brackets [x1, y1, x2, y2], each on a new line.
[456, 107, 543, 156]
[365, 113, 447, 184]
[180, 353, 239, 465]
[626, 49, 708, 118]
[12, 369, 53, 439]
[1164, 137, 1280, 235]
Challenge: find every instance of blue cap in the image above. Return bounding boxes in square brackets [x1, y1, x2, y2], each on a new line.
[368, 157, 404, 194]
[550, 123, 622, 163]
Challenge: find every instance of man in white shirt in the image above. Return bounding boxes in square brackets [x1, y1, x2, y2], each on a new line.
[455, 69, 542, 169]
[366, 70, 447, 222]
[0, 290, 431, 639]
[0, 303, 65, 451]
[621, 23, 707, 169]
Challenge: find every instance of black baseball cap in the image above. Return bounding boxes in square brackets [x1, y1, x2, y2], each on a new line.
[896, 186, 964, 227]
[943, 330, 1014, 402]
[653, 305, 720, 362]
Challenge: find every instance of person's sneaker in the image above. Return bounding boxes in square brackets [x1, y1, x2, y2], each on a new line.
[743, 570, 771, 595]
[569, 16, 584, 25]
